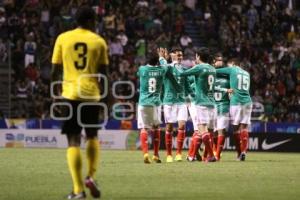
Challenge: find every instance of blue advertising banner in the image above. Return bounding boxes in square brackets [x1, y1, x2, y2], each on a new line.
[0, 119, 299, 134]
[266, 122, 300, 134]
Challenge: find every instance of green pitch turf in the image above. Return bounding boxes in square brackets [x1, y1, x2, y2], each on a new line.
[1, 149, 300, 200]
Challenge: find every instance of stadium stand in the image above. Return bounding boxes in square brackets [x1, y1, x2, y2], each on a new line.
[0, 0, 299, 122]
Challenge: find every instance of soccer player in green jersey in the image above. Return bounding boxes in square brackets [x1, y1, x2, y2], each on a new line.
[216, 58, 252, 161]
[180, 47, 217, 162]
[158, 47, 191, 162]
[213, 53, 233, 160]
[137, 51, 167, 164]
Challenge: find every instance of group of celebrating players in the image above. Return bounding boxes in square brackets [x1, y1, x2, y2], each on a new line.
[137, 47, 252, 164]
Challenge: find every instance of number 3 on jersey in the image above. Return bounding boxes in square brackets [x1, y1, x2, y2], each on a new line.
[148, 78, 157, 93]
[74, 42, 87, 69]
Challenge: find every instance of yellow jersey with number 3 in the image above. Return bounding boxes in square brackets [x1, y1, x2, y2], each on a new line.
[52, 28, 109, 101]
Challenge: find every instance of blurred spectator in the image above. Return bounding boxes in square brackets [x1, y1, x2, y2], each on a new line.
[180, 33, 192, 48]
[104, 9, 116, 32]
[25, 62, 39, 88]
[0, 0, 298, 122]
[116, 30, 128, 46]
[135, 37, 146, 65]
[0, 38, 7, 62]
[24, 32, 37, 68]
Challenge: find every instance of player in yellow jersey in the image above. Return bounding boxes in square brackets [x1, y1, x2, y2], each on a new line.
[51, 6, 108, 199]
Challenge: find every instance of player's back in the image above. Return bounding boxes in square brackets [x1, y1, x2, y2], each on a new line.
[229, 67, 251, 105]
[216, 66, 251, 105]
[193, 63, 216, 107]
[138, 65, 165, 106]
[214, 73, 230, 114]
[53, 28, 108, 101]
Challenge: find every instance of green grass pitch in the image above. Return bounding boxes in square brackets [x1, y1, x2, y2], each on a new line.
[1, 148, 300, 200]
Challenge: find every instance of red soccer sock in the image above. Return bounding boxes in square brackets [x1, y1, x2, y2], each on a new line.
[190, 134, 201, 157]
[176, 129, 185, 155]
[153, 129, 161, 156]
[213, 135, 218, 153]
[165, 131, 173, 156]
[240, 129, 249, 153]
[188, 131, 198, 156]
[233, 133, 241, 156]
[203, 146, 208, 159]
[140, 129, 148, 154]
[216, 135, 225, 159]
[202, 132, 214, 158]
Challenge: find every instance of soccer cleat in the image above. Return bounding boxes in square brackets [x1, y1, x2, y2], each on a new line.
[239, 152, 246, 161]
[85, 177, 101, 198]
[206, 156, 217, 163]
[195, 152, 202, 162]
[152, 155, 162, 163]
[67, 191, 86, 199]
[186, 156, 195, 162]
[175, 154, 183, 162]
[213, 151, 217, 157]
[143, 153, 151, 164]
[166, 155, 173, 163]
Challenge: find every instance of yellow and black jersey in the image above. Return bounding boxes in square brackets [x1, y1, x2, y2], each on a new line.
[52, 28, 109, 101]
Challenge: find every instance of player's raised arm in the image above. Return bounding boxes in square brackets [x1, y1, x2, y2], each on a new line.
[157, 47, 167, 65]
[179, 65, 200, 76]
[216, 67, 232, 75]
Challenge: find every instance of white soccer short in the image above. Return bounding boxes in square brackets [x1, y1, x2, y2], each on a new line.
[230, 103, 253, 125]
[187, 103, 198, 131]
[137, 105, 162, 129]
[195, 105, 216, 129]
[163, 104, 188, 123]
[215, 112, 230, 131]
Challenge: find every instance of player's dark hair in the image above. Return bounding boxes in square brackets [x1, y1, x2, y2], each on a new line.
[227, 57, 240, 66]
[147, 51, 159, 66]
[196, 47, 211, 63]
[75, 6, 96, 28]
[170, 46, 182, 53]
[214, 52, 223, 59]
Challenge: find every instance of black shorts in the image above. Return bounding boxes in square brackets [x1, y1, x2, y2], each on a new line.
[61, 99, 100, 136]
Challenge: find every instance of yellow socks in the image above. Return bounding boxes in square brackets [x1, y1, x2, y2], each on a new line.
[67, 147, 83, 194]
[86, 138, 100, 178]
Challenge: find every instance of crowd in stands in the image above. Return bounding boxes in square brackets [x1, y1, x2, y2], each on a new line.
[0, 0, 299, 122]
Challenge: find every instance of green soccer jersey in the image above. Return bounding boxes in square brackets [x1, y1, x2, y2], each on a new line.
[214, 73, 230, 114]
[186, 76, 196, 103]
[216, 66, 252, 105]
[137, 65, 166, 106]
[180, 63, 216, 107]
[159, 58, 191, 105]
